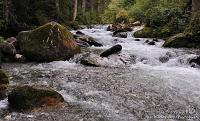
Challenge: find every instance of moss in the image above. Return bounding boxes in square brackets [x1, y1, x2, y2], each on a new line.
[163, 32, 200, 48]
[134, 27, 157, 38]
[17, 22, 81, 62]
[0, 69, 9, 85]
[8, 86, 64, 110]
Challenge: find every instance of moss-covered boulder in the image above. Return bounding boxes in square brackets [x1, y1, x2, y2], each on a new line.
[17, 22, 81, 62]
[8, 86, 64, 110]
[133, 27, 156, 38]
[163, 33, 200, 48]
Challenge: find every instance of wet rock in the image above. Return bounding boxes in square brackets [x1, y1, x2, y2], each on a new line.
[80, 53, 101, 67]
[159, 56, 169, 63]
[75, 39, 90, 48]
[163, 33, 200, 48]
[100, 45, 122, 57]
[75, 35, 102, 47]
[0, 41, 16, 56]
[113, 32, 127, 38]
[0, 70, 9, 85]
[148, 41, 156, 45]
[0, 85, 7, 100]
[145, 40, 150, 43]
[106, 26, 112, 31]
[134, 39, 140, 41]
[189, 56, 200, 66]
[113, 39, 118, 41]
[8, 86, 64, 110]
[0, 70, 9, 100]
[17, 22, 81, 62]
[153, 38, 159, 42]
[76, 31, 85, 35]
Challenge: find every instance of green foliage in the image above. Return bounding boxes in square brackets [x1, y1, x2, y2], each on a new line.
[77, 12, 101, 25]
[103, 0, 191, 37]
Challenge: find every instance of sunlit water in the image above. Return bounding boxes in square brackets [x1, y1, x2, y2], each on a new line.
[1, 25, 200, 121]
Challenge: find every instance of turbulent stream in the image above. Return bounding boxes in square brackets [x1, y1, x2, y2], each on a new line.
[1, 25, 200, 121]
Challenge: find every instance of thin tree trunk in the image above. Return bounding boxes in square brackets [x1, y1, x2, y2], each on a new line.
[55, 0, 60, 20]
[192, 0, 200, 11]
[90, 0, 94, 12]
[82, 0, 86, 14]
[72, 0, 77, 21]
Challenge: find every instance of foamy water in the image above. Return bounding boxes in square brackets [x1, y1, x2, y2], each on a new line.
[1, 25, 200, 121]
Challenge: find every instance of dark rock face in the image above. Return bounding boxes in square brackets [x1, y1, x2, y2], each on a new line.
[134, 39, 141, 41]
[189, 56, 200, 66]
[159, 56, 169, 63]
[0, 70, 9, 85]
[100, 45, 122, 57]
[148, 41, 156, 45]
[0, 41, 16, 56]
[106, 26, 112, 31]
[5, 37, 18, 49]
[74, 34, 103, 47]
[153, 38, 159, 42]
[76, 31, 85, 35]
[0, 86, 7, 100]
[113, 32, 128, 38]
[75, 39, 90, 48]
[163, 33, 200, 48]
[8, 86, 64, 110]
[0, 70, 9, 100]
[17, 22, 81, 62]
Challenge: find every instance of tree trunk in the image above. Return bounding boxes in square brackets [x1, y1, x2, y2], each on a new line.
[55, 0, 60, 20]
[72, 0, 77, 21]
[82, 0, 86, 13]
[89, 0, 94, 12]
[192, 0, 200, 11]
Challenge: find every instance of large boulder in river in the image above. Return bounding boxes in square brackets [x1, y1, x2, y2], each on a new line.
[8, 86, 64, 110]
[163, 33, 200, 48]
[17, 22, 81, 62]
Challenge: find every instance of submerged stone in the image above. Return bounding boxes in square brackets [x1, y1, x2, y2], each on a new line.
[17, 22, 81, 62]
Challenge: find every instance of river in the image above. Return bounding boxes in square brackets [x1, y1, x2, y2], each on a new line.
[1, 25, 200, 121]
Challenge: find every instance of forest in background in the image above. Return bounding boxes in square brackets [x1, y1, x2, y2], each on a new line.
[0, 0, 200, 44]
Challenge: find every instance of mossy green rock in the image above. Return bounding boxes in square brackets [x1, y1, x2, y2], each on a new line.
[163, 33, 200, 48]
[8, 86, 64, 110]
[134, 27, 156, 38]
[17, 22, 81, 62]
[0, 70, 9, 85]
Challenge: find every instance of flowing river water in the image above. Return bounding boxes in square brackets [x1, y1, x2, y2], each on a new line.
[1, 25, 200, 121]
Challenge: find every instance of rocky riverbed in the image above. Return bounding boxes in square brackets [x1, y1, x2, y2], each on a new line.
[1, 25, 200, 121]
